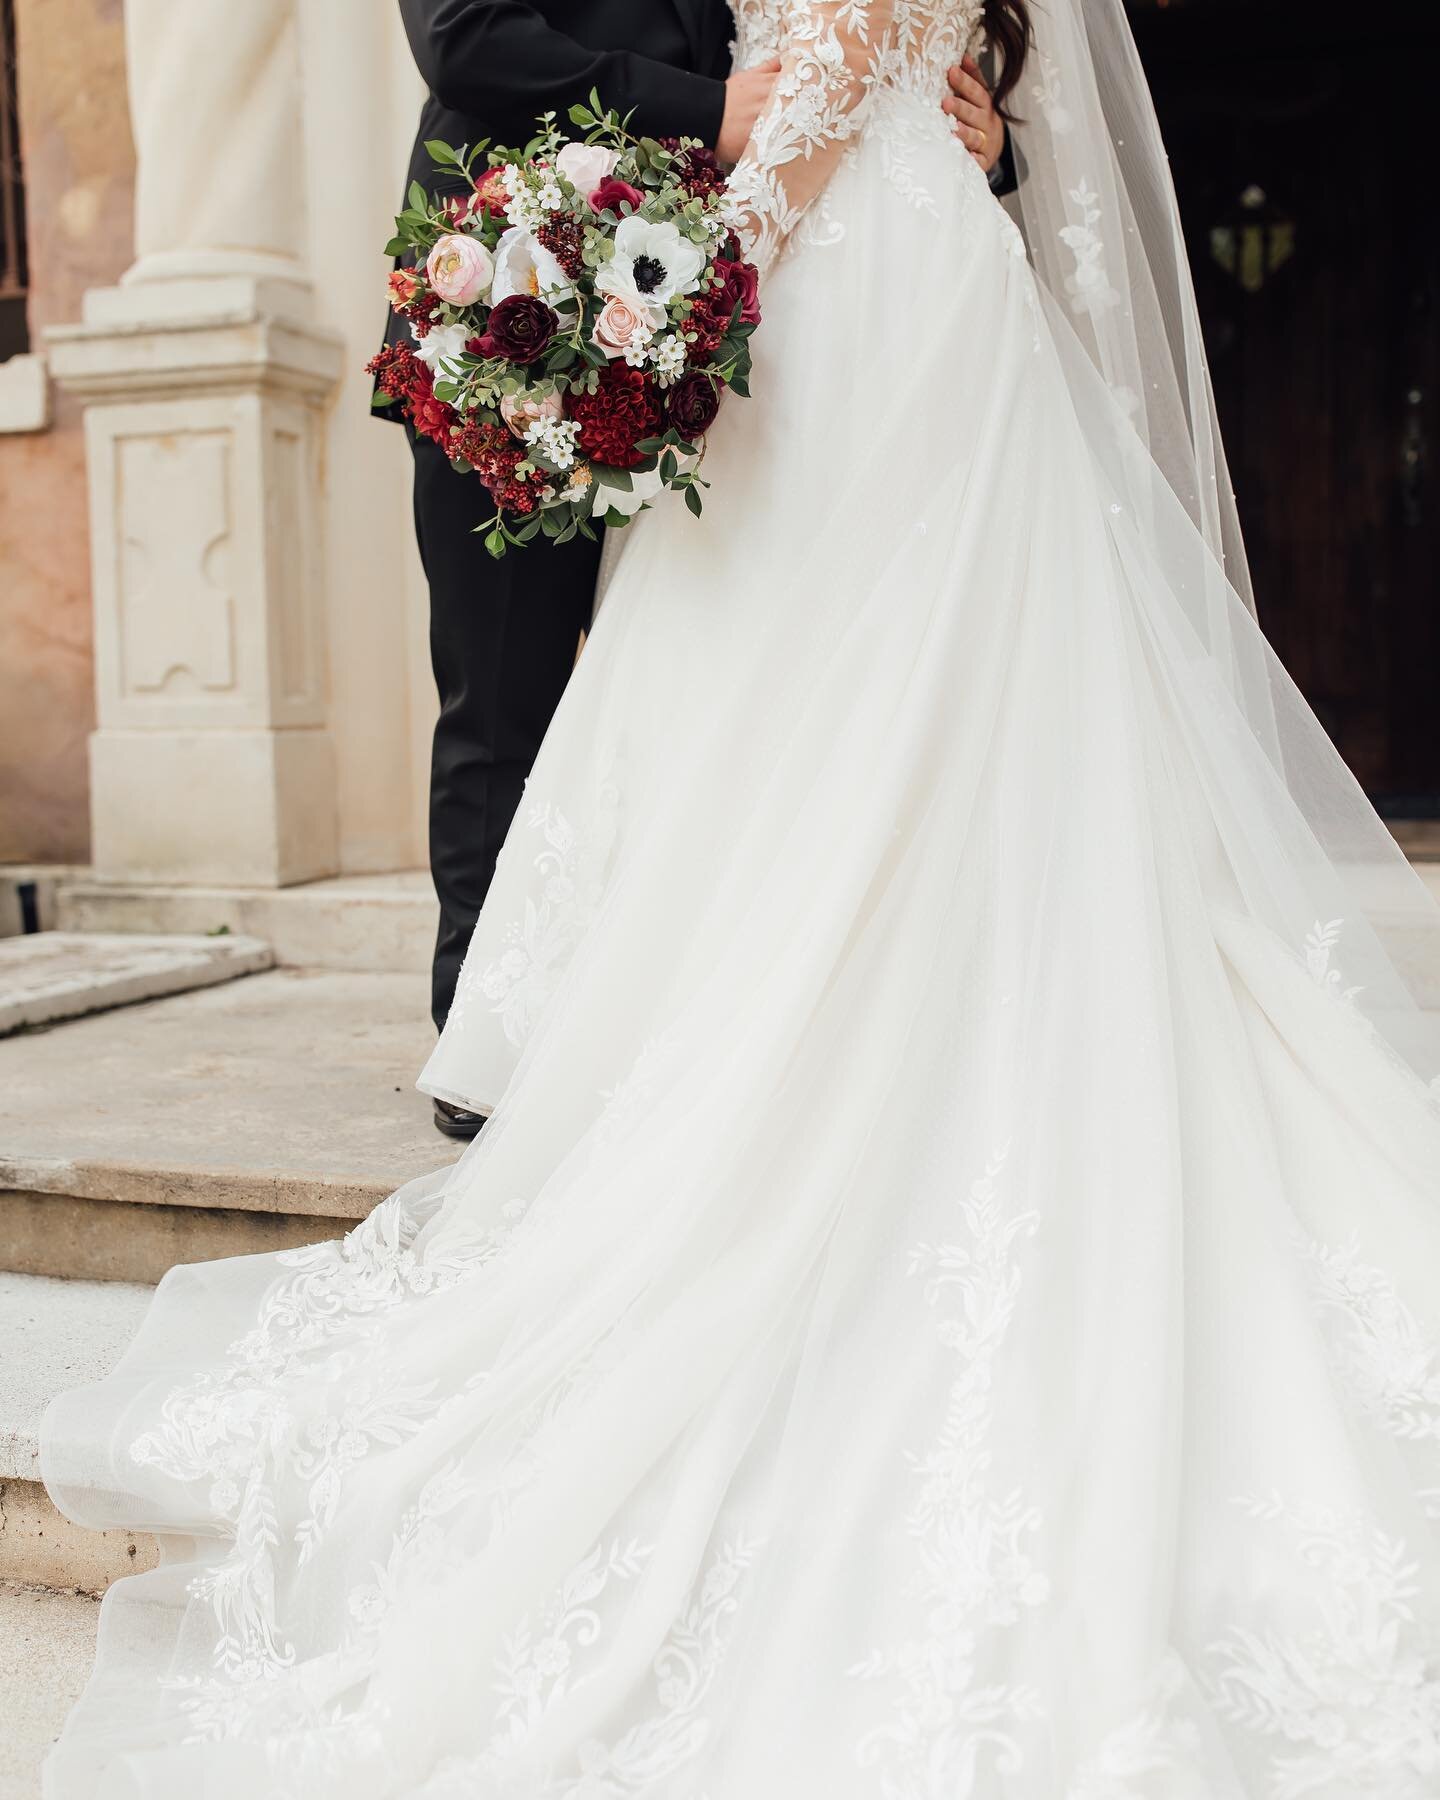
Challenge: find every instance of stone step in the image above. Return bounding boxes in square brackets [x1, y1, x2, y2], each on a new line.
[55, 871, 436, 974]
[1, 1274, 156, 1596]
[0, 1582, 99, 1800]
[0, 932, 272, 1037]
[0, 967, 456, 1284]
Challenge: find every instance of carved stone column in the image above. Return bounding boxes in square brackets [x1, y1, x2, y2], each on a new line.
[44, 0, 345, 885]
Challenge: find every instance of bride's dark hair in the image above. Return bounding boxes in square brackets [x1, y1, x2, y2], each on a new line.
[982, 0, 1032, 119]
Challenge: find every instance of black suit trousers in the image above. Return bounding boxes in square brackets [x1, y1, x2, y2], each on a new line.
[410, 429, 601, 1031]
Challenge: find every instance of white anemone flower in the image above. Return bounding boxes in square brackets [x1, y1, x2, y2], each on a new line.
[489, 225, 575, 307]
[601, 217, 707, 315]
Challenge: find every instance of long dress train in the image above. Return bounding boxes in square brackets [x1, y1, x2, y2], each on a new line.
[42, 0, 1440, 1793]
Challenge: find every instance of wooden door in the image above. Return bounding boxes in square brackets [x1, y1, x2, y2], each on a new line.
[1131, 0, 1439, 812]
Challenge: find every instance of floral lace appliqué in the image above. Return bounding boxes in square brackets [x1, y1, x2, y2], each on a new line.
[465, 773, 621, 1049]
[1204, 1494, 1440, 1797]
[412, 1534, 762, 1796]
[1303, 917, 1365, 1006]
[1299, 1231, 1440, 1447]
[849, 1146, 1049, 1793]
[1058, 179, 1120, 316]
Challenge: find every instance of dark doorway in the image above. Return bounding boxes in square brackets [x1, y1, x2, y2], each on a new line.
[1130, 0, 1438, 815]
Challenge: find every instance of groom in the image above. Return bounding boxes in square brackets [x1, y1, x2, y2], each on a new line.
[392, 0, 1009, 1138]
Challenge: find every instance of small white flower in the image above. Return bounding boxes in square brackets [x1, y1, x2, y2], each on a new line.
[647, 333, 687, 385]
[523, 415, 581, 472]
[499, 162, 560, 234]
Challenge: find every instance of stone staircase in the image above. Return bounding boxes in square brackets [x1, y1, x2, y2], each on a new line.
[0, 872, 452, 1792]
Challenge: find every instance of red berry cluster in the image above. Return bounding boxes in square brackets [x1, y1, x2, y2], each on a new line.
[537, 217, 588, 280]
[366, 343, 456, 446]
[453, 419, 547, 514]
[657, 139, 727, 200]
[683, 281, 733, 358]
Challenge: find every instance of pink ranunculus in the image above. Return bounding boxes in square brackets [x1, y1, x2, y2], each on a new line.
[426, 234, 494, 306]
[588, 176, 645, 216]
[555, 141, 619, 197]
[499, 388, 565, 438]
[591, 294, 653, 361]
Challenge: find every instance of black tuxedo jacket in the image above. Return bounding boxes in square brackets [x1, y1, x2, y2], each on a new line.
[384, 1, 1014, 370]
[382, 0, 734, 367]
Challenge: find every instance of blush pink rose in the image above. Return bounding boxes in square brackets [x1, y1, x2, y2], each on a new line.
[555, 141, 619, 197]
[591, 294, 654, 361]
[499, 388, 565, 438]
[426, 234, 494, 306]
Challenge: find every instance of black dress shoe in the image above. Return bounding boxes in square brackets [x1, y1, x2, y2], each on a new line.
[433, 1098, 488, 1141]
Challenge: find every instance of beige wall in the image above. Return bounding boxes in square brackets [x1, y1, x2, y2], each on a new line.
[0, 0, 133, 863]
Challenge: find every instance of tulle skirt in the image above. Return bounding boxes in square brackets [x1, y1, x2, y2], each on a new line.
[44, 103, 1440, 1798]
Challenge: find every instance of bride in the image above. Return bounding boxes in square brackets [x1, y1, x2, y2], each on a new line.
[43, 0, 1440, 1794]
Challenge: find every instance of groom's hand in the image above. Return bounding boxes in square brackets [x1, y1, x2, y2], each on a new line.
[944, 56, 1004, 174]
[717, 59, 783, 164]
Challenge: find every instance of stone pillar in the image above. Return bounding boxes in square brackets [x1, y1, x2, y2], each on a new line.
[44, 0, 345, 886]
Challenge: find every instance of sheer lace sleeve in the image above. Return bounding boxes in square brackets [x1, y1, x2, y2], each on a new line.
[728, 0, 894, 271]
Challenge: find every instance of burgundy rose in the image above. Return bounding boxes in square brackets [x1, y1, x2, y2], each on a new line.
[666, 370, 721, 438]
[714, 256, 762, 327]
[476, 294, 559, 364]
[589, 176, 645, 215]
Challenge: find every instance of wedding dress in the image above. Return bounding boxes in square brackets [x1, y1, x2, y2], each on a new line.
[43, 0, 1440, 1795]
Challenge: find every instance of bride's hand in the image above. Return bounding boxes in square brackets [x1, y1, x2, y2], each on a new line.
[943, 56, 1005, 173]
[717, 59, 783, 165]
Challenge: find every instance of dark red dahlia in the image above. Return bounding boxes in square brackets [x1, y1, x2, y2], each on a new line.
[411, 389, 458, 443]
[570, 365, 663, 469]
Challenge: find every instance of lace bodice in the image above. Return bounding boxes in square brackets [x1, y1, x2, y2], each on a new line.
[728, 0, 987, 266]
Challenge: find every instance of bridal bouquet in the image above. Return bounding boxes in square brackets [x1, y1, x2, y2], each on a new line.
[369, 96, 760, 556]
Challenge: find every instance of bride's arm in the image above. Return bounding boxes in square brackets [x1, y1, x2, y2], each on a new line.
[727, 0, 895, 271]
